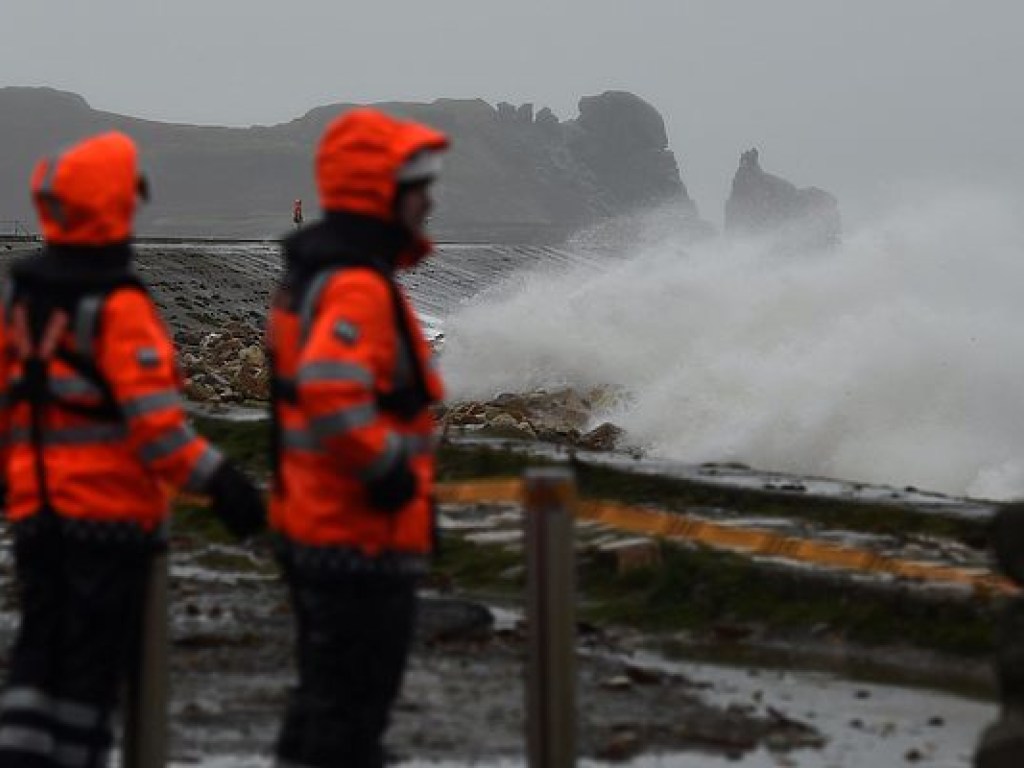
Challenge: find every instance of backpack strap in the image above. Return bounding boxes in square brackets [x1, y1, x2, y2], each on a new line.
[375, 278, 431, 420]
[73, 294, 105, 359]
[298, 269, 335, 348]
[6, 282, 137, 422]
[7, 300, 71, 516]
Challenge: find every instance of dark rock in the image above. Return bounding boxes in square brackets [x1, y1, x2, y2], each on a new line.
[624, 664, 664, 686]
[578, 422, 625, 452]
[415, 597, 494, 643]
[725, 148, 841, 251]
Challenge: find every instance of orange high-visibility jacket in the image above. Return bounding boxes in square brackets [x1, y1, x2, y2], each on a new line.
[268, 109, 448, 557]
[0, 272, 223, 529]
[0, 131, 222, 529]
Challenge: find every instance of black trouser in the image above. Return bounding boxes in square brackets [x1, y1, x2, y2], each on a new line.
[0, 525, 150, 768]
[275, 569, 418, 768]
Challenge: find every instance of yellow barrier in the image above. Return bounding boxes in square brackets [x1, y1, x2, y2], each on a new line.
[436, 478, 522, 505]
[436, 478, 1017, 596]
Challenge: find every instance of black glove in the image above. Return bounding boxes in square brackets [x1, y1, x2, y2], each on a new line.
[366, 457, 417, 513]
[206, 460, 267, 539]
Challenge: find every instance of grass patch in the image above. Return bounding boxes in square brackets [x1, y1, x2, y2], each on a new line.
[192, 416, 270, 475]
[577, 542, 999, 657]
[172, 502, 236, 544]
[436, 441, 540, 481]
[431, 534, 523, 595]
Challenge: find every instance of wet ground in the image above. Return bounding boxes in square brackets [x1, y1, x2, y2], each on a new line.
[163, 534, 837, 764]
[0, 529, 832, 765]
[167, 540, 999, 766]
[0, 498, 999, 766]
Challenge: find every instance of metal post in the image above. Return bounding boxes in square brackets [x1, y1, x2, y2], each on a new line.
[524, 467, 577, 768]
[976, 504, 1024, 767]
[123, 546, 170, 768]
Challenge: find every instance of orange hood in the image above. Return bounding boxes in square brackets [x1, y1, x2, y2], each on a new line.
[316, 108, 449, 222]
[31, 132, 141, 246]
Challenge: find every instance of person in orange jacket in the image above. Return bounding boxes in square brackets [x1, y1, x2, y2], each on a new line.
[268, 108, 448, 767]
[0, 131, 266, 767]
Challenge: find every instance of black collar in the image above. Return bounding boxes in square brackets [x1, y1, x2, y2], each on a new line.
[10, 242, 136, 290]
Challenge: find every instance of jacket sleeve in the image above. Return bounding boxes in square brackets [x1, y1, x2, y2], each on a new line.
[96, 289, 224, 493]
[295, 269, 405, 481]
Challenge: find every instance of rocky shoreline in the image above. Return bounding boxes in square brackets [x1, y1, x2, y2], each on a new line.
[177, 318, 636, 456]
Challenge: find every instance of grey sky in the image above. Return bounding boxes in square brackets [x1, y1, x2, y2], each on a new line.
[4, 0, 1022, 226]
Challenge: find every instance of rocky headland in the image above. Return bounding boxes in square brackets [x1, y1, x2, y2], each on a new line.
[0, 87, 705, 243]
[725, 148, 841, 251]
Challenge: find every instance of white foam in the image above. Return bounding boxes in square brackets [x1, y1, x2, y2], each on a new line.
[441, 190, 1024, 500]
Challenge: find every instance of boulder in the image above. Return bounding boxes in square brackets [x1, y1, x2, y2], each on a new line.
[578, 423, 625, 452]
[483, 413, 536, 440]
[238, 344, 265, 368]
[445, 388, 631, 451]
[415, 597, 494, 643]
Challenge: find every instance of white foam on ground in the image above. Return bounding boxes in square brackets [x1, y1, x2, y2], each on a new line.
[441, 191, 1024, 500]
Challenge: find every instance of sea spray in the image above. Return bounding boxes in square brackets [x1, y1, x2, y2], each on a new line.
[440, 192, 1024, 499]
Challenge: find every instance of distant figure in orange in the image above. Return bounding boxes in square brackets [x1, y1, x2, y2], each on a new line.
[293, 199, 304, 227]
